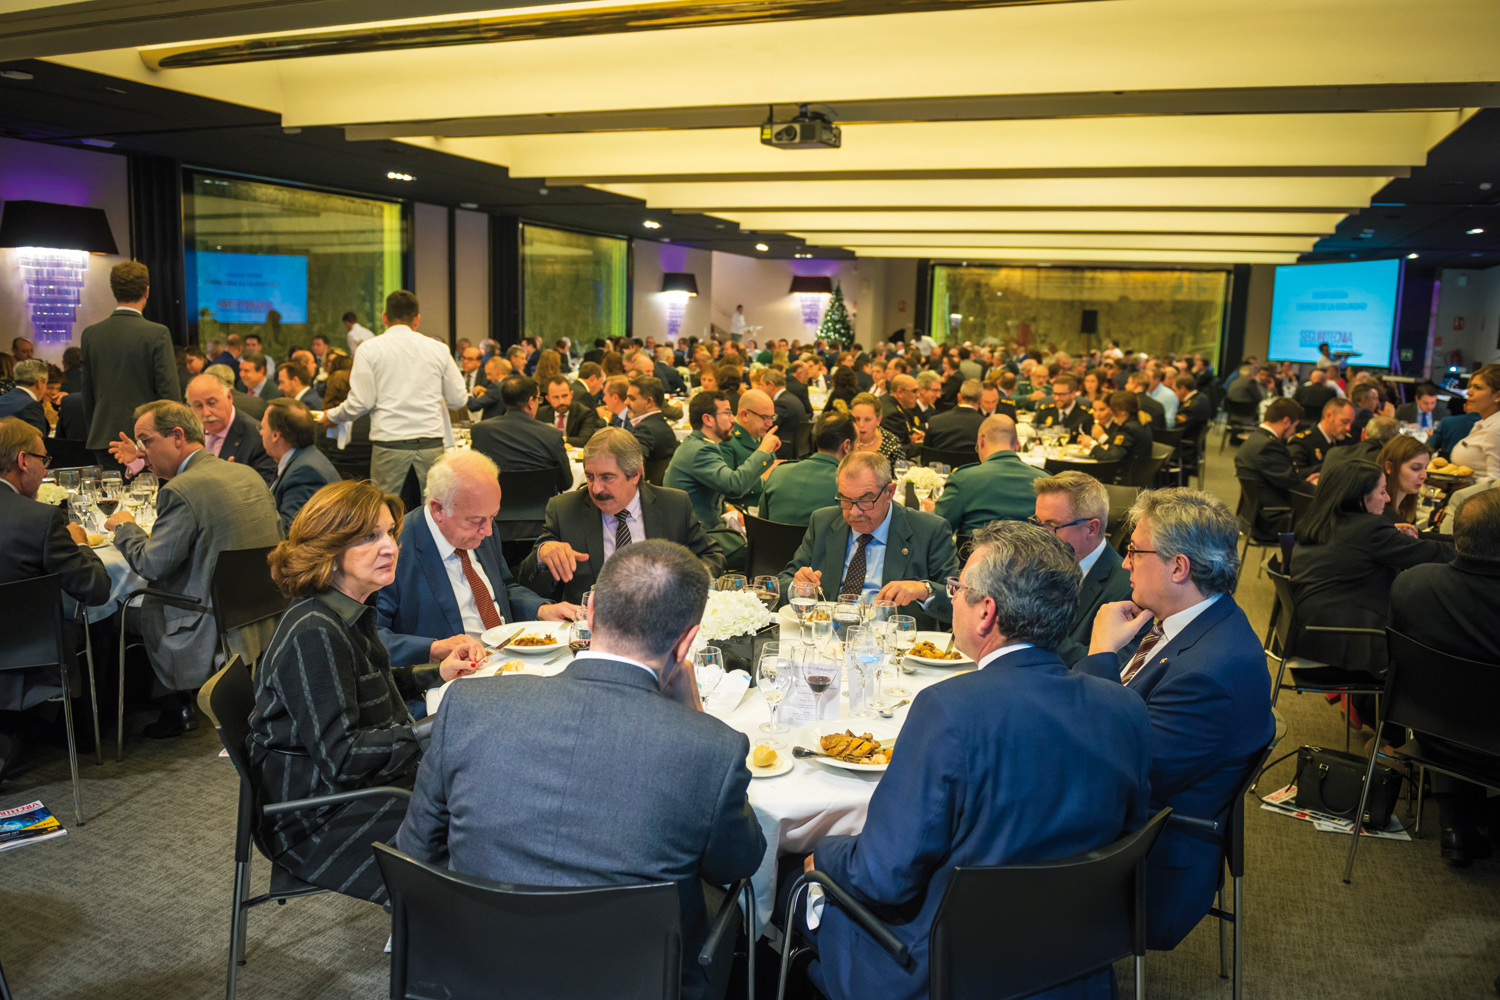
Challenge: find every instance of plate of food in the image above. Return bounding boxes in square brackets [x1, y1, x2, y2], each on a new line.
[746, 744, 793, 778]
[902, 633, 973, 667]
[482, 623, 569, 655]
[1426, 456, 1474, 481]
[795, 719, 899, 772]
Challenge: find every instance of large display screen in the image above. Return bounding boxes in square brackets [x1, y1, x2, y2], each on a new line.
[1267, 258, 1401, 366]
[192, 251, 308, 323]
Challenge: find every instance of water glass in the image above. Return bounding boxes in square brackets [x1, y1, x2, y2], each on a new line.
[752, 575, 779, 610]
[692, 646, 726, 701]
[716, 574, 748, 592]
[756, 644, 794, 744]
[568, 620, 591, 654]
[790, 581, 821, 644]
[57, 469, 81, 494]
[846, 627, 885, 718]
[885, 615, 916, 699]
[832, 596, 862, 646]
[810, 602, 835, 650]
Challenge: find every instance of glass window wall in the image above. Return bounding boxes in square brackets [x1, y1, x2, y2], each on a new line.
[521, 223, 627, 349]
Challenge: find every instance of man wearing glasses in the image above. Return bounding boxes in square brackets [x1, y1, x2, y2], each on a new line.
[778, 450, 957, 626]
[716, 389, 782, 509]
[1029, 471, 1135, 666]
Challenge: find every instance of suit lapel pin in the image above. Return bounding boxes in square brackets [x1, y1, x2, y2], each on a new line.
[902, 547, 908, 555]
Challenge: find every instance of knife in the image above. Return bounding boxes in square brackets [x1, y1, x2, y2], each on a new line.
[943, 633, 956, 655]
[487, 625, 526, 654]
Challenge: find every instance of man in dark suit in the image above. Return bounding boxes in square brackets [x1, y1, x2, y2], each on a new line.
[238, 353, 282, 407]
[535, 375, 605, 448]
[1032, 471, 1137, 666]
[465, 357, 510, 420]
[56, 390, 89, 442]
[977, 382, 1017, 422]
[597, 375, 632, 429]
[1031, 373, 1089, 440]
[154, 373, 278, 485]
[651, 347, 687, 397]
[1288, 397, 1354, 477]
[1322, 415, 1398, 479]
[231, 387, 268, 423]
[759, 370, 806, 461]
[879, 374, 925, 454]
[60, 346, 83, 395]
[1172, 373, 1214, 443]
[399, 539, 764, 1000]
[79, 261, 180, 468]
[785, 360, 815, 414]
[1233, 397, 1312, 541]
[625, 376, 680, 465]
[456, 345, 486, 394]
[1293, 368, 1339, 423]
[1394, 383, 1449, 431]
[470, 376, 573, 495]
[375, 450, 580, 668]
[0, 360, 50, 436]
[1078, 488, 1275, 949]
[1390, 490, 1500, 865]
[1080, 391, 1153, 479]
[921, 378, 985, 454]
[795, 521, 1151, 1000]
[528, 428, 724, 603]
[1348, 383, 1380, 441]
[1126, 373, 1168, 433]
[0, 419, 112, 780]
[275, 360, 323, 411]
[258, 398, 340, 534]
[780, 450, 957, 626]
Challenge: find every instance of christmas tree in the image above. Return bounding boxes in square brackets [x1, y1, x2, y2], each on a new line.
[818, 282, 853, 346]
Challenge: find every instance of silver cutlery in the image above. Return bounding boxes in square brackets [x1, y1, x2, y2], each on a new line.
[878, 698, 911, 718]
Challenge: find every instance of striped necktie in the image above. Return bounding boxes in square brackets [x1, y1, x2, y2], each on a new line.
[614, 510, 633, 552]
[1119, 619, 1166, 686]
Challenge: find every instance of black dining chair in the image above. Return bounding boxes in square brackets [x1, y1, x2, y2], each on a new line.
[0, 575, 87, 826]
[777, 809, 1173, 1000]
[1104, 483, 1139, 531]
[199, 658, 414, 1000]
[793, 423, 814, 459]
[743, 512, 811, 580]
[1233, 478, 1290, 580]
[117, 546, 285, 761]
[0, 951, 11, 1000]
[1344, 630, 1500, 884]
[645, 459, 671, 487]
[1219, 399, 1260, 454]
[1043, 458, 1121, 483]
[1121, 445, 1171, 488]
[495, 467, 563, 543]
[374, 842, 756, 1000]
[920, 446, 979, 470]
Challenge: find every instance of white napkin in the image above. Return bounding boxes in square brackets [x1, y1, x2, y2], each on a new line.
[704, 669, 751, 715]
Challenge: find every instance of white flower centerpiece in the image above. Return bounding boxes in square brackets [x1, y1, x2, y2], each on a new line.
[36, 483, 71, 507]
[695, 589, 778, 674]
[903, 466, 944, 493]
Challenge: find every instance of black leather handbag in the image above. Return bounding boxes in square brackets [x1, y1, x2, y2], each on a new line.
[1292, 745, 1404, 830]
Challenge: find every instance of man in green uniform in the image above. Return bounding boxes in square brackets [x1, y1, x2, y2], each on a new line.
[716, 388, 780, 507]
[932, 415, 1048, 534]
[762, 412, 855, 524]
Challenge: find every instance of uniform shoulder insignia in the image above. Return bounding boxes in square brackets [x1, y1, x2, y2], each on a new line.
[1293, 429, 1310, 439]
[1114, 434, 1126, 445]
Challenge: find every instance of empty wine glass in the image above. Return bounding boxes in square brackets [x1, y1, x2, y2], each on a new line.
[716, 574, 748, 593]
[752, 575, 780, 610]
[756, 643, 794, 745]
[833, 595, 862, 646]
[692, 646, 726, 702]
[810, 602, 835, 651]
[848, 627, 886, 718]
[885, 615, 916, 699]
[57, 469, 81, 495]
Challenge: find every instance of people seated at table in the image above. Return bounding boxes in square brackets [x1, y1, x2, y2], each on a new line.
[1234, 397, 1313, 541]
[1394, 383, 1449, 430]
[260, 398, 340, 535]
[1379, 434, 1433, 527]
[848, 392, 907, 465]
[762, 412, 854, 525]
[1389, 488, 1500, 866]
[1321, 414, 1398, 479]
[1078, 390, 1152, 477]
[470, 376, 572, 495]
[1449, 363, 1500, 482]
[1225, 363, 1264, 408]
[1030, 470, 1135, 667]
[1031, 373, 1089, 441]
[101, 400, 282, 739]
[535, 375, 605, 448]
[1078, 487, 1274, 949]
[374, 450, 578, 669]
[879, 374, 925, 455]
[664, 390, 780, 567]
[183, 372, 279, 484]
[822, 365, 859, 413]
[715, 388, 780, 508]
[528, 428, 724, 602]
[626, 375, 680, 464]
[920, 378, 985, 454]
[0, 418, 111, 783]
[1173, 373, 1213, 442]
[1290, 460, 1451, 686]
[779, 450, 956, 626]
[1293, 368, 1339, 422]
[315, 370, 372, 480]
[0, 359, 50, 437]
[249, 480, 482, 904]
[1124, 372, 1167, 433]
[929, 415, 1044, 535]
[398, 539, 764, 1000]
[760, 369, 806, 461]
[276, 359, 323, 410]
[789, 520, 1151, 1000]
[1288, 397, 1355, 479]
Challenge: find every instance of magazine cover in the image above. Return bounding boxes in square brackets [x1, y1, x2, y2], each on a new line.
[0, 800, 66, 851]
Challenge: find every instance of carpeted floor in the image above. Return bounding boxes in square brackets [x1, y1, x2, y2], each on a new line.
[1, 434, 1497, 1000]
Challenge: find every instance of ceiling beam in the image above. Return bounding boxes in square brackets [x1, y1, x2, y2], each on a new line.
[790, 232, 1318, 252]
[715, 210, 1351, 234]
[852, 246, 1301, 264]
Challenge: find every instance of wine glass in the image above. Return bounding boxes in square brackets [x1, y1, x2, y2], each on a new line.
[568, 619, 591, 654]
[57, 469, 81, 495]
[752, 575, 779, 611]
[716, 574, 748, 593]
[848, 627, 886, 718]
[692, 646, 726, 701]
[893, 458, 909, 477]
[799, 649, 837, 700]
[833, 596, 862, 646]
[102, 470, 123, 492]
[790, 580, 821, 644]
[810, 602, 835, 651]
[885, 615, 916, 699]
[756, 644, 794, 745]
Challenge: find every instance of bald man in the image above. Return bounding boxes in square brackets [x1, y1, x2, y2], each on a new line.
[717, 388, 780, 507]
[1294, 367, 1339, 423]
[930, 415, 1049, 534]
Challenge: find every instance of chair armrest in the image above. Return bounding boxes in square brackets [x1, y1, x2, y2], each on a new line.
[412, 714, 436, 752]
[1303, 626, 1386, 637]
[262, 785, 412, 817]
[1168, 813, 1222, 834]
[124, 587, 209, 613]
[790, 871, 910, 964]
[698, 877, 754, 969]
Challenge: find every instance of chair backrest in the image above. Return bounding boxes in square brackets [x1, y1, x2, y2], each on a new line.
[496, 468, 563, 523]
[374, 842, 683, 1000]
[645, 459, 671, 487]
[1224, 398, 1259, 424]
[199, 657, 258, 793]
[1043, 458, 1120, 483]
[793, 422, 814, 458]
[1289, 488, 1316, 530]
[47, 439, 92, 467]
[922, 446, 980, 470]
[1222, 743, 1277, 878]
[210, 547, 287, 637]
[1121, 454, 1166, 488]
[1384, 630, 1500, 759]
[928, 808, 1172, 1000]
[0, 575, 65, 673]
[1103, 484, 1138, 532]
[1234, 477, 1262, 536]
[1154, 428, 1184, 449]
[743, 512, 811, 580]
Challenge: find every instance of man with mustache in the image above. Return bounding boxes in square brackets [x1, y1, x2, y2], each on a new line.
[525, 428, 724, 603]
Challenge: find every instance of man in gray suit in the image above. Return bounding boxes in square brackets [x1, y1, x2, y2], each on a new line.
[103, 400, 281, 738]
[398, 539, 766, 1000]
[79, 261, 179, 468]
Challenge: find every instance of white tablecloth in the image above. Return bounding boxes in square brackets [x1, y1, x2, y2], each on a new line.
[1018, 445, 1099, 469]
[426, 616, 965, 935]
[83, 543, 147, 625]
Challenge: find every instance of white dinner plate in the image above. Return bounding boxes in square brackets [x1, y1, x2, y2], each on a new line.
[746, 749, 794, 778]
[795, 719, 900, 773]
[901, 632, 973, 667]
[482, 623, 569, 655]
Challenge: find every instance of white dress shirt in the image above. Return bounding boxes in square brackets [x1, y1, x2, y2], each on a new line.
[346, 323, 374, 355]
[324, 326, 468, 443]
[423, 506, 502, 634]
[599, 489, 645, 563]
[1452, 410, 1500, 482]
[586, 650, 659, 680]
[1077, 536, 1108, 579]
[975, 643, 1035, 670]
[1157, 593, 1222, 647]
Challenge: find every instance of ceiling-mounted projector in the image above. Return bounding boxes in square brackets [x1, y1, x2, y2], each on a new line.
[760, 105, 841, 150]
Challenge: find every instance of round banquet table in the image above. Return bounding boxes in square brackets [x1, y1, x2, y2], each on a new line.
[82, 541, 147, 625]
[425, 615, 966, 935]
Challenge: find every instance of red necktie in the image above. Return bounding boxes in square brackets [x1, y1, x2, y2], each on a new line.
[557, 411, 567, 431]
[1119, 619, 1165, 686]
[456, 549, 503, 630]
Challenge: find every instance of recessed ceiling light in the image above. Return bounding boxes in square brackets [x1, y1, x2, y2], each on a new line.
[0, 70, 33, 81]
[1468, 228, 1485, 235]
[282, 126, 302, 135]
[459, 202, 478, 209]
[1407, 252, 1419, 259]
[755, 243, 769, 252]
[386, 171, 414, 181]
[643, 220, 661, 229]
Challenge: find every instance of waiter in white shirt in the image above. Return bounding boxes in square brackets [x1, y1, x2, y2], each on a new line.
[343, 311, 375, 355]
[321, 290, 468, 495]
[730, 305, 748, 337]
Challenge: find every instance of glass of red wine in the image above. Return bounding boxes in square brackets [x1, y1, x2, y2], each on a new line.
[800, 650, 836, 697]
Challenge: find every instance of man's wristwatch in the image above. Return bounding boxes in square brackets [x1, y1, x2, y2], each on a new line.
[921, 580, 934, 601]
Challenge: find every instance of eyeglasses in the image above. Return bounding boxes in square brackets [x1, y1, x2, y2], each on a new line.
[1027, 515, 1088, 533]
[945, 577, 975, 599]
[1124, 545, 1160, 559]
[21, 450, 51, 468]
[835, 494, 882, 511]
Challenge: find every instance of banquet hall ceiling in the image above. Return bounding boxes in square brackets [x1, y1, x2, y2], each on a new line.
[4, 0, 1500, 266]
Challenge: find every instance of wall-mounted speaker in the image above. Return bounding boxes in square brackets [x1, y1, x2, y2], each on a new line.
[1081, 309, 1098, 335]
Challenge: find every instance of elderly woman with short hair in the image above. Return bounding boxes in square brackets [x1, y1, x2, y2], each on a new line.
[248, 480, 481, 903]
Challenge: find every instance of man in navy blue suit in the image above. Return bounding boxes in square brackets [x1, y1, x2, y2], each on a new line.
[1077, 487, 1274, 950]
[375, 449, 582, 668]
[0, 360, 50, 437]
[797, 521, 1153, 1000]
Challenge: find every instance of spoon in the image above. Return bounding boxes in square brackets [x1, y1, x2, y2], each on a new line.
[878, 698, 911, 719]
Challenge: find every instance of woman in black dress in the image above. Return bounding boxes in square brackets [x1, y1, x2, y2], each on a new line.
[248, 480, 481, 902]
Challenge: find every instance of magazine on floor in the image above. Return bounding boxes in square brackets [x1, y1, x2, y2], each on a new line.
[0, 800, 67, 852]
[1259, 784, 1411, 841]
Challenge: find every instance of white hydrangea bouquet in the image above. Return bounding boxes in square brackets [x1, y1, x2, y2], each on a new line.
[903, 466, 945, 493]
[36, 483, 71, 506]
[698, 589, 774, 643]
